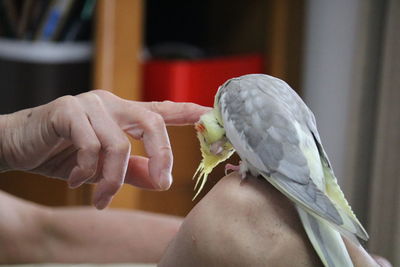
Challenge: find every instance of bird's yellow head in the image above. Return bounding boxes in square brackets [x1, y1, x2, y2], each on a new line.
[193, 109, 235, 199]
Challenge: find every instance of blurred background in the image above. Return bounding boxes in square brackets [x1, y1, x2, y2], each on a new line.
[0, 0, 398, 264]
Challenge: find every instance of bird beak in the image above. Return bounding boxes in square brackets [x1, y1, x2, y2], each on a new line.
[210, 141, 224, 155]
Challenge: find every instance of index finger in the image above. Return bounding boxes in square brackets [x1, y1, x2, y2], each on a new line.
[137, 101, 211, 125]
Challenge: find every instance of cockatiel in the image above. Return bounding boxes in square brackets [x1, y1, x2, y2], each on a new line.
[193, 74, 368, 267]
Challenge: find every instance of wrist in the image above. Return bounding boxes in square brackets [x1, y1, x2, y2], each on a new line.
[0, 108, 34, 172]
[0, 115, 10, 172]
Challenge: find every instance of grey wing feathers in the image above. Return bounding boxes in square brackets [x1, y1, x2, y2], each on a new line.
[218, 74, 351, 233]
[265, 171, 343, 226]
[297, 207, 353, 267]
[220, 76, 310, 185]
[308, 124, 369, 241]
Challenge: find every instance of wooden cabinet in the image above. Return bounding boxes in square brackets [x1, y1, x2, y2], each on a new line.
[93, 0, 304, 215]
[0, 0, 304, 215]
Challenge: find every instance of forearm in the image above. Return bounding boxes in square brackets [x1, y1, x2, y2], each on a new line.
[0, 114, 10, 172]
[0, 190, 48, 263]
[0, 109, 32, 172]
[42, 207, 182, 263]
[0, 187, 182, 264]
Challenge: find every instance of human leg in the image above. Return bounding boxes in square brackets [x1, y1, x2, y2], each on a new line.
[160, 172, 387, 267]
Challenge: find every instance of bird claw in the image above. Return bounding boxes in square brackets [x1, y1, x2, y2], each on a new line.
[225, 161, 247, 179]
[225, 163, 240, 175]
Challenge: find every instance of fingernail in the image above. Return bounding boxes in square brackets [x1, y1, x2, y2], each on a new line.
[95, 196, 110, 210]
[68, 179, 82, 189]
[68, 167, 86, 189]
[158, 170, 173, 190]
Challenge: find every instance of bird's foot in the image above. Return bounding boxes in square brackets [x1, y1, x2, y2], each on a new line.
[225, 161, 247, 179]
[225, 163, 240, 174]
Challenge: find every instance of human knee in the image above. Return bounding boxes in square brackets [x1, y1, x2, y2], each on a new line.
[187, 173, 302, 261]
[206, 172, 298, 229]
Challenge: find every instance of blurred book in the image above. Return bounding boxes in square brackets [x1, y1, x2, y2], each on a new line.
[0, 0, 95, 42]
[16, 0, 34, 38]
[35, 0, 75, 41]
[0, 0, 19, 38]
[57, 0, 96, 42]
[23, 0, 50, 40]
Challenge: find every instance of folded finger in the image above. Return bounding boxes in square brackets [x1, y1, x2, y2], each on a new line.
[123, 155, 158, 189]
[123, 109, 173, 191]
[52, 103, 100, 187]
[87, 108, 131, 209]
[67, 114, 101, 188]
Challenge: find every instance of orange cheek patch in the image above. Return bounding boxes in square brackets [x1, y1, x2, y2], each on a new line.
[195, 123, 206, 133]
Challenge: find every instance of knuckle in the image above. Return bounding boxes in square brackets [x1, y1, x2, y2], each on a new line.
[54, 96, 79, 117]
[49, 96, 79, 127]
[143, 112, 164, 130]
[107, 140, 131, 155]
[54, 95, 78, 109]
[48, 110, 59, 126]
[91, 89, 114, 99]
[79, 91, 104, 106]
[82, 140, 101, 154]
[159, 145, 173, 158]
[90, 93, 104, 106]
[149, 100, 173, 113]
[161, 100, 174, 105]
[149, 101, 161, 113]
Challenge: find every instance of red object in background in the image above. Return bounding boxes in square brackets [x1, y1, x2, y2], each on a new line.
[143, 54, 264, 107]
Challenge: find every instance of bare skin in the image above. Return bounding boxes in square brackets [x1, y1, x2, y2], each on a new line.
[0, 93, 391, 266]
[0, 171, 391, 266]
[0, 189, 181, 263]
[0, 90, 209, 209]
[160, 173, 391, 267]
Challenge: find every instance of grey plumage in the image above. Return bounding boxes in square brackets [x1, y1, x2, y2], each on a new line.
[218, 75, 340, 221]
[215, 74, 368, 266]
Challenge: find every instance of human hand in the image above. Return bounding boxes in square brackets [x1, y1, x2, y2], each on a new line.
[0, 90, 210, 209]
